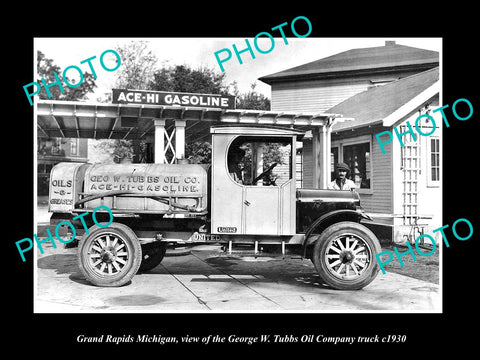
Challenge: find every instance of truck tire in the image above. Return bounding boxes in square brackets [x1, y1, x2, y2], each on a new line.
[139, 242, 167, 272]
[78, 222, 142, 287]
[311, 221, 381, 290]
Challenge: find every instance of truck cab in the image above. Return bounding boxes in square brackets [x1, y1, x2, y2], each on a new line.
[49, 126, 381, 290]
[211, 126, 300, 236]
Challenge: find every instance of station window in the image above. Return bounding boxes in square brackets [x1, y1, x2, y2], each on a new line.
[70, 138, 78, 156]
[331, 136, 372, 191]
[427, 137, 440, 187]
[227, 136, 292, 186]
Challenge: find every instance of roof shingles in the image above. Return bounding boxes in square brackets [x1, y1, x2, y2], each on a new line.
[260, 44, 439, 83]
[329, 67, 439, 131]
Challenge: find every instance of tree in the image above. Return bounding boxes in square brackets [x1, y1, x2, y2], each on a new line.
[91, 139, 134, 163]
[37, 51, 97, 101]
[232, 82, 270, 110]
[94, 41, 159, 163]
[149, 64, 229, 95]
[185, 141, 211, 164]
[114, 40, 158, 89]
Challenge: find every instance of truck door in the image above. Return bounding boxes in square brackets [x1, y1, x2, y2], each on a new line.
[211, 129, 298, 236]
[244, 185, 280, 234]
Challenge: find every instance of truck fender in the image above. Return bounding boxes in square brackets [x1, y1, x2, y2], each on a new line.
[302, 209, 369, 258]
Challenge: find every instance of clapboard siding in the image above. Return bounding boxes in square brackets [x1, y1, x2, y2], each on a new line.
[272, 82, 370, 112]
[351, 130, 392, 214]
[269, 74, 404, 113]
[301, 140, 314, 188]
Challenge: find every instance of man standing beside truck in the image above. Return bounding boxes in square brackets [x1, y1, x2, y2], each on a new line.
[328, 162, 356, 191]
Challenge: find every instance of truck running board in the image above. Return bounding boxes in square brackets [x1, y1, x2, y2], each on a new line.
[219, 241, 303, 259]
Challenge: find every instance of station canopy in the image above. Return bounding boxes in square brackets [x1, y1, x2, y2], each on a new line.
[37, 99, 351, 143]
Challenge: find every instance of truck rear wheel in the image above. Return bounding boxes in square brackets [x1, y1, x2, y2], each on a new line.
[78, 222, 142, 287]
[311, 221, 381, 290]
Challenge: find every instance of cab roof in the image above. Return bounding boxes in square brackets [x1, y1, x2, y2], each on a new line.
[210, 125, 306, 139]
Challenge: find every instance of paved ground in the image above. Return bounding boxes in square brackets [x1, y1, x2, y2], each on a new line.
[35, 242, 441, 313]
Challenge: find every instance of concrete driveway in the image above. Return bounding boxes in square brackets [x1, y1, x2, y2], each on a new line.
[35, 243, 441, 313]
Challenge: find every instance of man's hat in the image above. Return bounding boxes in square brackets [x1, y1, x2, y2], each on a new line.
[336, 162, 350, 172]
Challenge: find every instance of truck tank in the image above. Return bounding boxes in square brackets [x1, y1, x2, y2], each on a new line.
[49, 162, 208, 215]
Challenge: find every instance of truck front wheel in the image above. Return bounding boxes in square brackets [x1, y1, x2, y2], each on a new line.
[78, 222, 142, 287]
[311, 221, 381, 290]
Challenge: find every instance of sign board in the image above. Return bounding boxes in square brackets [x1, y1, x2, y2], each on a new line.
[49, 162, 90, 212]
[112, 89, 236, 109]
[85, 163, 207, 197]
[81, 163, 209, 213]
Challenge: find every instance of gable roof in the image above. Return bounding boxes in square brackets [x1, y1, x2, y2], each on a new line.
[259, 43, 439, 84]
[329, 67, 440, 132]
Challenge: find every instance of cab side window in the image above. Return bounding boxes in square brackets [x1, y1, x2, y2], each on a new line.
[227, 136, 292, 186]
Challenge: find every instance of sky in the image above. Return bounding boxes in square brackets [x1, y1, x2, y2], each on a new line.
[34, 37, 442, 101]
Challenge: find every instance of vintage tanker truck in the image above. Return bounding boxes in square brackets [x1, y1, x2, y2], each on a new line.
[48, 126, 381, 290]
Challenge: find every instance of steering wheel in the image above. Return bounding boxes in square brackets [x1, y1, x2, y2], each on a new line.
[253, 162, 278, 185]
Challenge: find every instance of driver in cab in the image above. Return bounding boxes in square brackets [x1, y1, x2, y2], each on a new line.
[228, 147, 247, 184]
[228, 145, 278, 186]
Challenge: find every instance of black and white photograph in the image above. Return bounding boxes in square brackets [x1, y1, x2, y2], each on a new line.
[32, 37, 443, 314]
[7, 8, 478, 354]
